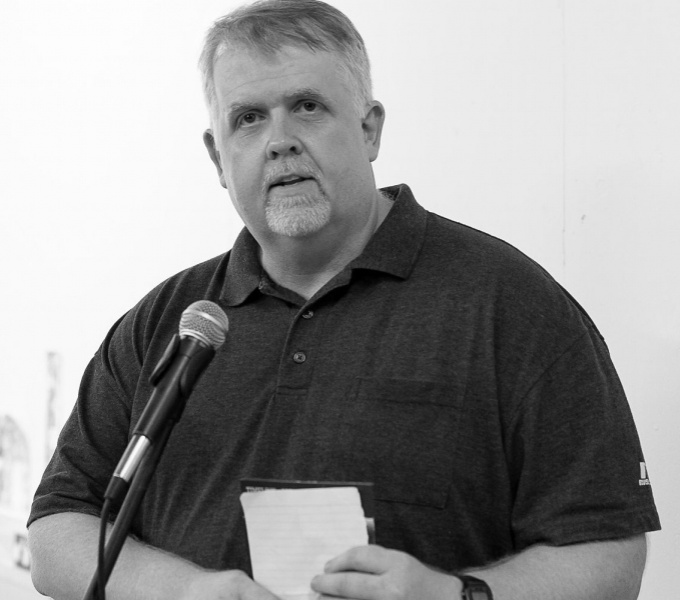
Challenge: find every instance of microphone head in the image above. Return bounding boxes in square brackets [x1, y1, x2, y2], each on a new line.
[179, 300, 229, 349]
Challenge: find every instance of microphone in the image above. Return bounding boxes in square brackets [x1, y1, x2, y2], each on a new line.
[104, 300, 229, 505]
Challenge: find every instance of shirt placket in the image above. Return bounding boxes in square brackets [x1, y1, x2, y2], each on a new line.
[276, 304, 320, 393]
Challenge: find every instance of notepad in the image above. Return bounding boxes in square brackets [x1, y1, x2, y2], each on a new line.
[240, 486, 369, 600]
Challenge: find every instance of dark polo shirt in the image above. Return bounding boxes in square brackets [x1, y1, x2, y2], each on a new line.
[30, 184, 660, 573]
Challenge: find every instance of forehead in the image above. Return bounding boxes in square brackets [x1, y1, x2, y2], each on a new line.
[213, 45, 350, 106]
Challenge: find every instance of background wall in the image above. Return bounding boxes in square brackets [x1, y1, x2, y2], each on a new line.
[1, 1, 677, 598]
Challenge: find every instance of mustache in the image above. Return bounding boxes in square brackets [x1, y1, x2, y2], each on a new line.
[261, 161, 322, 191]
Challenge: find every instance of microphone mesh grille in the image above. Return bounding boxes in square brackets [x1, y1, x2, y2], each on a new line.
[179, 300, 229, 349]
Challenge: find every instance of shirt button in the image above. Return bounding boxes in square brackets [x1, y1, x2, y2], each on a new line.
[292, 351, 307, 364]
[302, 310, 314, 319]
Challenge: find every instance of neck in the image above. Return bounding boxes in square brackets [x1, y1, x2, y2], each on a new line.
[259, 190, 392, 300]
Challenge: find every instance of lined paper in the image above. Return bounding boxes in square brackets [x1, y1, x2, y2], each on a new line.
[240, 486, 368, 600]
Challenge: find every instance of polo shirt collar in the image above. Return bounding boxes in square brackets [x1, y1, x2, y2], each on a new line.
[220, 183, 427, 306]
[349, 184, 427, 278]
[221, 228, 263, 306]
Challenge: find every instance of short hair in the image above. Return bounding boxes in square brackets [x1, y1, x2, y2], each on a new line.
[198, 0, 373, 127]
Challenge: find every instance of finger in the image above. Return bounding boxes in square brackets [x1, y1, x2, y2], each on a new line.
[323, 545, 392, 574]
[312, 570, 383, 600]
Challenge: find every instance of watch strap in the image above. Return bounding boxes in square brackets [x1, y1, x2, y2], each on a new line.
[457, 574, 494, 600]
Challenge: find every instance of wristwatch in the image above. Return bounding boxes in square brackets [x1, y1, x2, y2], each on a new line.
[457, 574, 494, 600]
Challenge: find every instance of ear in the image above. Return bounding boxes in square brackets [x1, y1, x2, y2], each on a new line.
[203, 129, 227, 188]
[361, 101, 385, 162]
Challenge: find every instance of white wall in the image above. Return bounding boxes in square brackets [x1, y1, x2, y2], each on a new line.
[0, 1, 677, 597]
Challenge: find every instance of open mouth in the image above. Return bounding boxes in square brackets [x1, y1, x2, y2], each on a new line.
[270, 175, 312, 189]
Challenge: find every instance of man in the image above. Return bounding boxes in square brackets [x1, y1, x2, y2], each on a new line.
[28, 1, 660, 599]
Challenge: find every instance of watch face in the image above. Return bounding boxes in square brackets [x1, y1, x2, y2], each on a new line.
[462, 578, 492, 600]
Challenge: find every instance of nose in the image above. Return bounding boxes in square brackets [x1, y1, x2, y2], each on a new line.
[266, 115, 302, 159]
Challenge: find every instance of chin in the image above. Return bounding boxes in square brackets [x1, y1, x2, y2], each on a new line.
[265, 202, 331, 238]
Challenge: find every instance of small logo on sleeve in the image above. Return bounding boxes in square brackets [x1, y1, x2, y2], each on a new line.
[639, 462, 651, 486]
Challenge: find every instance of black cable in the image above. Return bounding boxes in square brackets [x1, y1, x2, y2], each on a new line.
[83, 423, 174, 600]
[98, 498, 112, 600]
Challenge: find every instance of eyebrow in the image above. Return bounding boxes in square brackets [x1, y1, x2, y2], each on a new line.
[288, 87, 330, 104]
[225, 87, 332, 122]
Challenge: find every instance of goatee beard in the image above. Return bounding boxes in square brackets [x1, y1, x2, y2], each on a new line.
[265, 192, 331, 237]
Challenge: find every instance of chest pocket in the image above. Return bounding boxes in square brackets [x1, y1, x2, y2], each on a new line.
[339, 377, 462, 508]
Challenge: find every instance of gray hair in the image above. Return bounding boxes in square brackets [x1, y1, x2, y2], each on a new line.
[198, 0, 373, 127]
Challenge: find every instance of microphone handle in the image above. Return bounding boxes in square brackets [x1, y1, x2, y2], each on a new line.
[134, 335, 215, 442]
[104, 335, 215, 506]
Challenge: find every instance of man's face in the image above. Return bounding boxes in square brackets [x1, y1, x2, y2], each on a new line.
[205, 45, 383, 243]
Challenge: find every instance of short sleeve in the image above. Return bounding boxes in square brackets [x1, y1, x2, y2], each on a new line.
[28, 311, 141, 526]
[507, 325, 660, 548]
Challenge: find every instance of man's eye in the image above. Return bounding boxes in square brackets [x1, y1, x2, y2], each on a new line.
[238, 112, 260, 127]
[300, 101, 320, 112]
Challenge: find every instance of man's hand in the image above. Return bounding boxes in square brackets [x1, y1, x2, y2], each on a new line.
[311, 536, 647, 600]
[310, 545, 460, 600]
